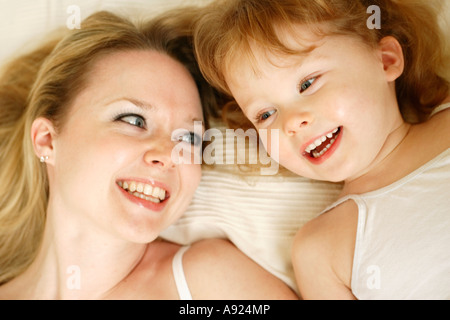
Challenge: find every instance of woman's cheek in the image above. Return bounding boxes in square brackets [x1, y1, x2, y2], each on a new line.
[180, 163, 202, 193]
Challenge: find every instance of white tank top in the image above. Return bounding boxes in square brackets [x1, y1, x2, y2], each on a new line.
[172, 246, 193, 300]
[323, 149, 450, 299]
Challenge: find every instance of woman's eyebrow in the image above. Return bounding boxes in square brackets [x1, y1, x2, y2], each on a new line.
[119, 97, 154, 110]
[102, 97, 154, 111]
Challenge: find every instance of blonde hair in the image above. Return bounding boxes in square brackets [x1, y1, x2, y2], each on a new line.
[194, 0, 449, 124]
[0, 8, 219, 284]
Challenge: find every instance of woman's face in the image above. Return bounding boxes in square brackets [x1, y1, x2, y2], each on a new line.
[50, 50, 204, 243]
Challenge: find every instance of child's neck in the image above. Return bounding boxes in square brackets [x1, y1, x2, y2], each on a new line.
[341, 122, 413, 196]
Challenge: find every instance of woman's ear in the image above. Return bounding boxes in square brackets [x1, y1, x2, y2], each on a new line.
[378, 36, 405, 82]
[31, 117, 56, 165]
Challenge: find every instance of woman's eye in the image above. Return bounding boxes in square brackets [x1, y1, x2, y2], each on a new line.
[117, 114, 146, 129]
[178, 132, 202, 146]
[299, 77, 316, 93]
[256, 110, 276, 123]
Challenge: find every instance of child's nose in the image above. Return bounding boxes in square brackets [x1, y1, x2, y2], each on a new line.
[283, 111, 313, 136]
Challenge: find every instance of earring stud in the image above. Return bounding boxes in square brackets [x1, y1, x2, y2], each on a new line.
[40, 156, 49, 163]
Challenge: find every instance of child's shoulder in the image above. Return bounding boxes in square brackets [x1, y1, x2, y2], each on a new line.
[428, 102, 450, 127]
[293, 199, 358, 263]
[429, 99, 450, 122]
[292, 200, 358, 299]
[416, 103, 450, 149]
[433, 104, 450, 125]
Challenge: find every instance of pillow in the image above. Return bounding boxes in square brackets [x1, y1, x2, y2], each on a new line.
[0, 0, 201, 62]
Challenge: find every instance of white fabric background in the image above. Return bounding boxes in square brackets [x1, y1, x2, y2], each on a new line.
[0, 0, 211, 62]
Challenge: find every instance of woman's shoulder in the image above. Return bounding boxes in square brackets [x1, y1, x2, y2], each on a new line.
[184, 238, 241, 263]
[183, 238, 298, 299]
[112, 241, 182, 299]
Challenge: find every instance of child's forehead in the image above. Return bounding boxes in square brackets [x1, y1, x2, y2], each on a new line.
[274, 22, 327, 50]
[226, 24, 325, 76]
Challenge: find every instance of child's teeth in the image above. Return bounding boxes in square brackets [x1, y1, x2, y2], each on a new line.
[306, 143, 316, 153]
[306, 127, 340, 157]
[314, 138, 323, 147]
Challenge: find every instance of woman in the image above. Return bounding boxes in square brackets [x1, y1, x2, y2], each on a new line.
[0, 9, 297, 299]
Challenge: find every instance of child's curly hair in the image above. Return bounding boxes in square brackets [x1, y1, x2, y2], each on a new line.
[195, 0, 449, 125]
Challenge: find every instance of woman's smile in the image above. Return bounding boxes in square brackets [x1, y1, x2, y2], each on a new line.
[116, 179, 170, 212]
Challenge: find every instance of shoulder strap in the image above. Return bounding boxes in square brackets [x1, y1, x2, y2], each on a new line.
[172, 246, 193, 300]
[320, 194, 364, 215]
[430, 102, 450, 118]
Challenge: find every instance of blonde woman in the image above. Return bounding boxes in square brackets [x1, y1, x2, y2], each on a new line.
[0, 9, 297, 300]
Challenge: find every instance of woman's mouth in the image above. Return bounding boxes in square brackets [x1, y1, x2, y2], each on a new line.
[303, 127, 342, 162]
[117, 180, 169, 204]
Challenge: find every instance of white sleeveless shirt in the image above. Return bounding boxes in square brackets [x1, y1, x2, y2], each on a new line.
[323, 149, 450, 299]
[322, 104, 450, 299]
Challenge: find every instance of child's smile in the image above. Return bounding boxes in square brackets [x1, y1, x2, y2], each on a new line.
[302, 126, 342, 162]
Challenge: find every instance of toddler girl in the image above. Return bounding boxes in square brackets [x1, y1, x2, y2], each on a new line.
[194, 0, 450, 299]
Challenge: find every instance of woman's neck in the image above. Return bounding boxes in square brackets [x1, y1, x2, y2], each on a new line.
[4, 205, 149, 299]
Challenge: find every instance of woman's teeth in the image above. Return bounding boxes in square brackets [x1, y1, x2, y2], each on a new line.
[305, 127, 341, 159]
[117, 181, 167, 203]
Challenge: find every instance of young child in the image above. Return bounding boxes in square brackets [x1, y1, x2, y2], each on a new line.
[194, 0, 450, 299]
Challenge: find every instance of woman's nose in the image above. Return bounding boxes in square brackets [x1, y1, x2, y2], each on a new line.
[143, 139, 176, 169]
[283, 110, 313, 136]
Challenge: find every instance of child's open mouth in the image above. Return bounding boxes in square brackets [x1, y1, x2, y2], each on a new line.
[304, 127, 342, 160]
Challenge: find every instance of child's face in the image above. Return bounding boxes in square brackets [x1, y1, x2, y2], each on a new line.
[225, 27, 404, 182]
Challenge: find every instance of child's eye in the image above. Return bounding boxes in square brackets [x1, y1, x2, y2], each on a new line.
[116, 114, 146, 129]
[256, 109, 276, 123]
[299, 77, 317, 94]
